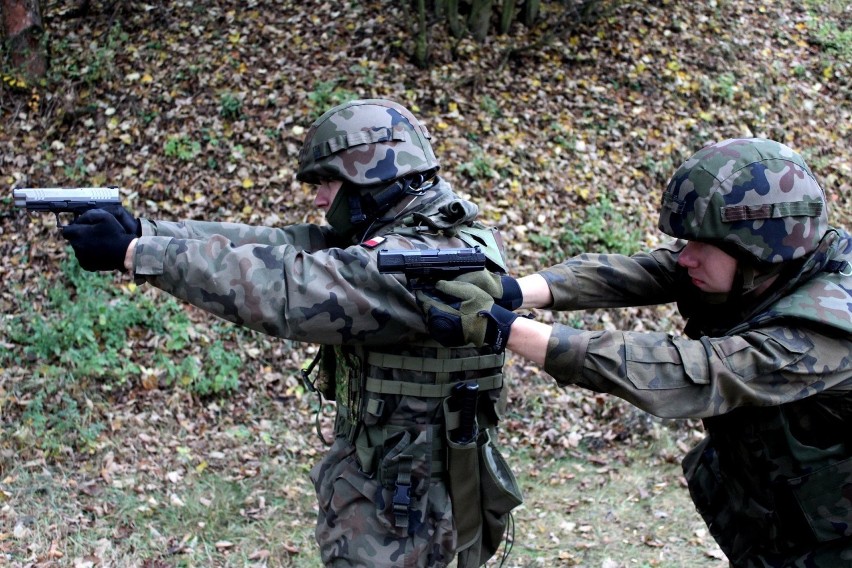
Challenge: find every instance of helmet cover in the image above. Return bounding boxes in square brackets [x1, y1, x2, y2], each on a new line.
[658, 138, 828, 264]
[296, 98, 439, 186]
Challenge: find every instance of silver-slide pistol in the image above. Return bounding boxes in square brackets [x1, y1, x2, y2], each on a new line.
[12, 187, 121, 226]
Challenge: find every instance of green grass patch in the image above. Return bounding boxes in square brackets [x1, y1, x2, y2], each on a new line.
[529, 194, 643, 265]
[0, 251, 262, 455]
[0, 457, 320, 567]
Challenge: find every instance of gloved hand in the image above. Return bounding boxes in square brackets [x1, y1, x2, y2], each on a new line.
[100, 203, 141, 236]
[454, 270, 523, 310]
[416, 280, 518, 352]
[62, 209, 136, 272]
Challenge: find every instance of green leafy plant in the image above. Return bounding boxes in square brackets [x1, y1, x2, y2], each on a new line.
[1, 251, 251, 454]
[50, 23, 128, 86]
[164, 135, 201, 161]
[532, 195, 643, 264]
[306, 80, 357, 119]
[219, 92, 243, 119]
[63, 156, 89, 181]
[479, 95, 502, 118]
[456, 145, 497, 180]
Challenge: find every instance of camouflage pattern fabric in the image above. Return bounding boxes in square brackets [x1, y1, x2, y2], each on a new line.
[537, 229, 852, 565]
[310, 438, 455, 567]
[132, 178, 511, 566]
[659, 138, 828, 264]
[296, 99, 439, 186]
[133, 186, 462, 344]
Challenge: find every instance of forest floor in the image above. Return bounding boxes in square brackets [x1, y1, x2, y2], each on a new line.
[0, 0, 850, 566]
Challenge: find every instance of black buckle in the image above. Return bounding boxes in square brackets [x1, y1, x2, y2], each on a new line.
[392, 482, 411, 513]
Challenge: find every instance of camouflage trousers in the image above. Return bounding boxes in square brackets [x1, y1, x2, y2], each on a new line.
[727, 538, 852, 568]
[309, 437, 456, 567]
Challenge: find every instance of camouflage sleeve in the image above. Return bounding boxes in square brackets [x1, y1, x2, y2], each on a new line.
[537, 241, 684, 310]
[132, 233, 428, 345]
[139, 218, 334, 251]
[543, 322, 852, 419]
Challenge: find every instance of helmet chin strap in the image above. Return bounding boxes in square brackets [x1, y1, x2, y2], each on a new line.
[693, 260, 782, 315]
[326, 173, 436, 240]
[737, 261, 786, 296]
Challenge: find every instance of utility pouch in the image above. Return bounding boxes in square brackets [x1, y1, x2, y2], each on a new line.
[444, 397, 482, 554]
[444, 398, 522, 568]
[478, 430, 523, 560]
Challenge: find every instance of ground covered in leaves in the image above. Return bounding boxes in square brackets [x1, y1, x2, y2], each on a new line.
[0, 0, 850, 566]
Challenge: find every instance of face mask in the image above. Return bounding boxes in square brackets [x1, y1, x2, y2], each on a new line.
[324, 180, 409, 240]
[325, 188, 361, 239]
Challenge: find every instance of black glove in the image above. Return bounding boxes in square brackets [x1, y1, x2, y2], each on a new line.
[100, 203, 141, 236]
[62, 209, 136, 272]
[416, 280, 518, 352]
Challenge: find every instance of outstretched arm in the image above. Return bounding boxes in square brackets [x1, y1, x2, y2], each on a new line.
[516, 273, 553, 309]
[505, 315, 551, 364]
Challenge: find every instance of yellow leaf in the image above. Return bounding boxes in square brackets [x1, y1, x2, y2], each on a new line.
[142, 74, 154, 83]
[242, 178, 254, 189]
[196, 461, 209, 473]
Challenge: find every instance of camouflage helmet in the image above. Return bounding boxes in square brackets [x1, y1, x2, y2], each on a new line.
[658, 138, 828, 264]
[296, 98, 439, 186]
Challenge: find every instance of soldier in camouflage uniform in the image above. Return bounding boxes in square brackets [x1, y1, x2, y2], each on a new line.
[61, 99, 522, 567]
[418, 138, 852, 567]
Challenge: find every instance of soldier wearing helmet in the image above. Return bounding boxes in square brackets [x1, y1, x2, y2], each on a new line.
[61, 99, 521, 567]
[418, 138, 852, 566]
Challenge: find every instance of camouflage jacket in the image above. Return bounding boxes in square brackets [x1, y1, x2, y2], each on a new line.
[537, 229, 852, 565]
[133, 179, 486, 345]
[131, 178, 516, 567]
[537, 230, 852, 417]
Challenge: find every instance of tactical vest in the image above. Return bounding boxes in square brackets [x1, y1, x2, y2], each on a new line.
[304, 218, 522, 568]
[683, 238, 852, 564]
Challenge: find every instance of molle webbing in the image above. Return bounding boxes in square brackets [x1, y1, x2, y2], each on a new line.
[367, 351, 505, 374]
[366, 375, 502, 398]
[312, 127, 409, 160]
[364, 350, 504, 398]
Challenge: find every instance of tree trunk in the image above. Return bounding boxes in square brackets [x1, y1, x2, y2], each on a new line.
[522, 0, 540, 27]
[469, 0, 492, 42]
[499, 0, 516, 34]
[1, 0, 47, 83]
[447, 0, 462, 38]
[434, 0, 446, 19]
[413, 0, 428, 68]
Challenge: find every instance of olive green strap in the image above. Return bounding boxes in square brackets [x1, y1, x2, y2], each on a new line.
[392, 454, 412, 528]
[366, 351, 505, 373]
[457, 225, 508, 272]
[365, 374, 503, 398]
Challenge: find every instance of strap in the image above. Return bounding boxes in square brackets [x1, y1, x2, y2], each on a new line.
[365, 374, 503, 398]
[721, 200, 823, 222]
[457, 225, 508, 273]
[312, 127, 408, 159]
[392, 455, 412, 529]
[825, 259, 852, 275]
[367, 351, 505, 373]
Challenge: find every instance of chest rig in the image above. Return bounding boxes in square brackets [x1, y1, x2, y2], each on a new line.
[303, 213, 521, 566]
